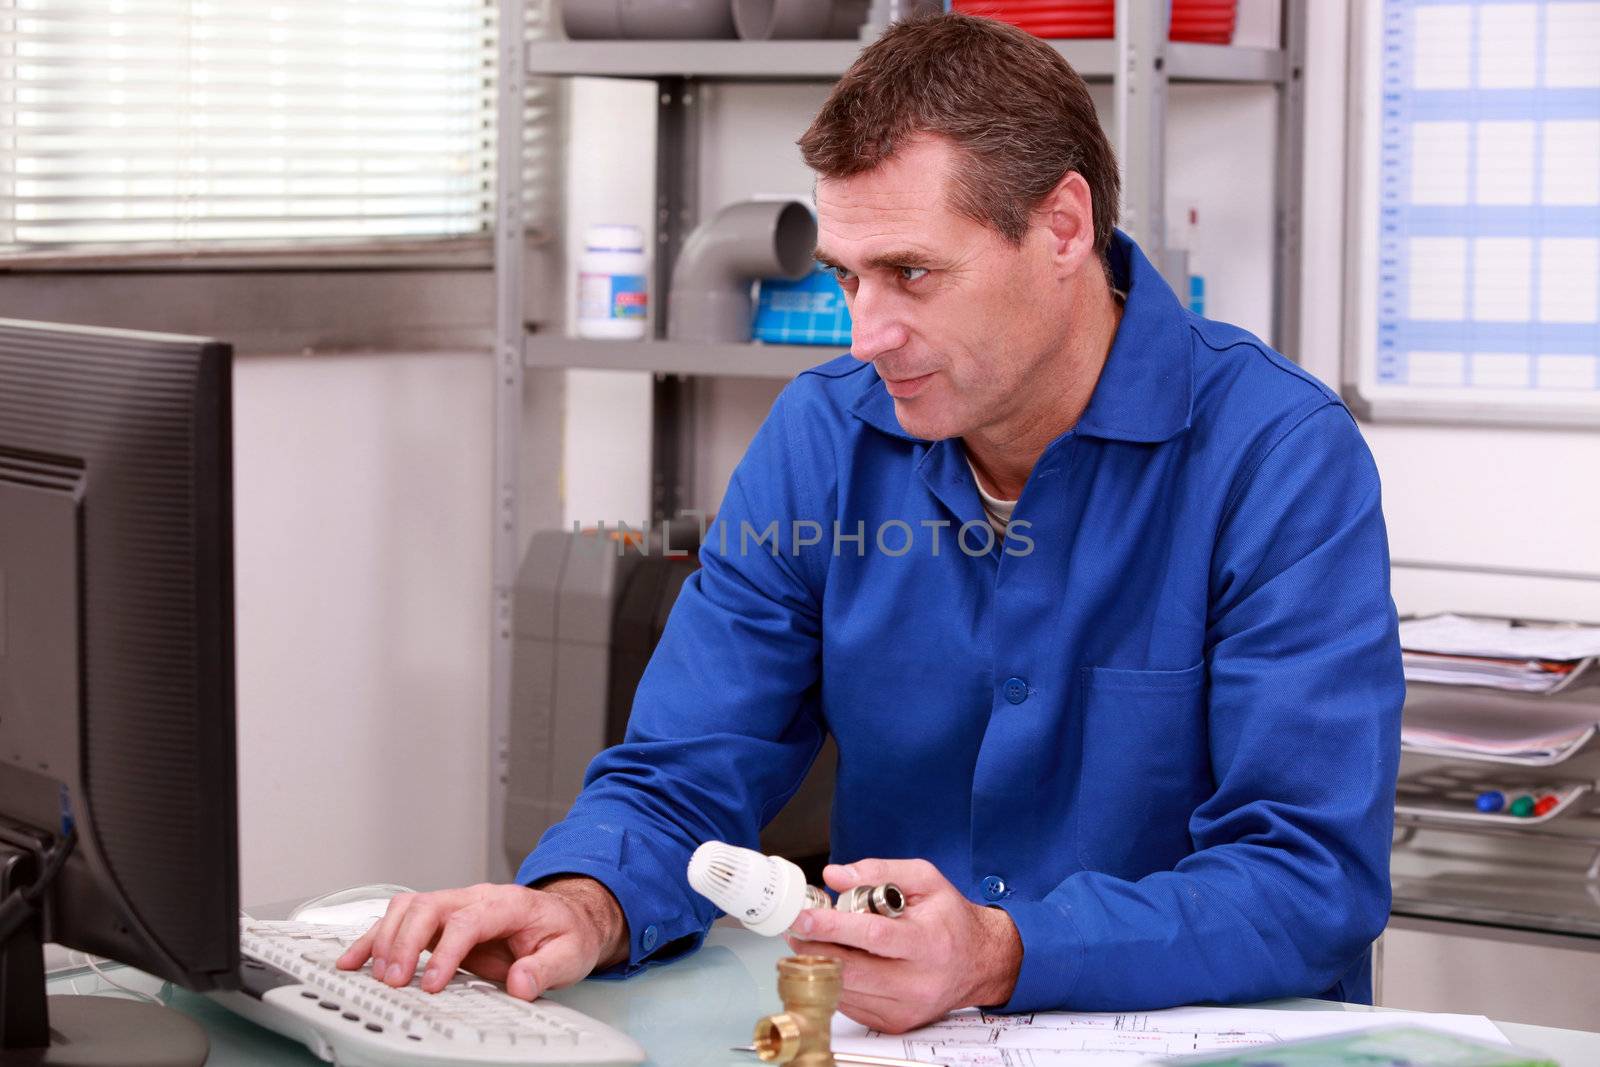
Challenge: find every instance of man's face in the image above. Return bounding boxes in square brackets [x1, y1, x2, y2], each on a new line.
[814, 135, 1072, 441]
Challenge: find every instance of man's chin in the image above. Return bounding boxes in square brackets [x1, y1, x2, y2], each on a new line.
[890, 398, 963, 442]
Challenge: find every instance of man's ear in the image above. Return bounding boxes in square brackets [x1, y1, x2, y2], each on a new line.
[1035, 170, 1097, 281]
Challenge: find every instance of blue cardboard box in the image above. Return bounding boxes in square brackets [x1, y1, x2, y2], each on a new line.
[753, 263, 853, 347]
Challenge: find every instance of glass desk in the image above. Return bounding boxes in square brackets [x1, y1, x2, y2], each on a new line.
[45, 923, 1600, 1066]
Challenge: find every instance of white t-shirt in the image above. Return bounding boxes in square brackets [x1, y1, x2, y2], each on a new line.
[967, 458, 1017, 536]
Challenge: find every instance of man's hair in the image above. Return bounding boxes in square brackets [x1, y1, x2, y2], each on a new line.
[798, 14, 1120, 255]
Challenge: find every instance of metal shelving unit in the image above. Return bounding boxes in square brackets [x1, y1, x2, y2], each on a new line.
[524, 336, 824, 379]
[487, 0, 1308, 880]
[511, 10, 1305, 384]
[523, 38, 1285, 82]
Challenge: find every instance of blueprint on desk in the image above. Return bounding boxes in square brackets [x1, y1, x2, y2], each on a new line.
[831, 1004, 1509, 1066]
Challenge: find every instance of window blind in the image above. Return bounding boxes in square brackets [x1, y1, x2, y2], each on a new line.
[0, 0, 552, 258]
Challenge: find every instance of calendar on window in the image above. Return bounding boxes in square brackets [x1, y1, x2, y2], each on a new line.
[1345, 0, 1600, 425]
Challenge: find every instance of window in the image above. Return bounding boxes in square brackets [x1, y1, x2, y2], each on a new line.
[0, 0, 551, 262]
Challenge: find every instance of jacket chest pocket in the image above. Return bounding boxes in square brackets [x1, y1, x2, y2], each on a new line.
[1074, 660, 1211, 880]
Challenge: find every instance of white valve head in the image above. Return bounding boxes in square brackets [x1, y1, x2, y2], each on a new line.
[686, 841, 813, 937]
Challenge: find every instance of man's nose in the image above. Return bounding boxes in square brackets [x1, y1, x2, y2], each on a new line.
[847, 283, 909, 363]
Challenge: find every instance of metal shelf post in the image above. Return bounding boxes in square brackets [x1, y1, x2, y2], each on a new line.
[490, 0, 527, 882]
[651, 78, 702, 522]
[1272, 0, 1307, 355]
[1113, 0, 1173, 284]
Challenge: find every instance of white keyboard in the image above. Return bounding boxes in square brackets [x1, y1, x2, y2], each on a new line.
[209, 919, 645, 1066]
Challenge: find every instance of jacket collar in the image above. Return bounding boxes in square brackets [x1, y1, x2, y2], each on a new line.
[850, 229, 1194, 446]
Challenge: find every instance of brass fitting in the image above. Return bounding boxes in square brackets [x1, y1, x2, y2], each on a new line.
[802, 885, 832, 912]
[753, 955, 842, 1066]
[835, 883, 905, 917]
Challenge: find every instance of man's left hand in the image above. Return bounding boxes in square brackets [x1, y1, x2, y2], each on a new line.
[784, 858, 1023, 1033]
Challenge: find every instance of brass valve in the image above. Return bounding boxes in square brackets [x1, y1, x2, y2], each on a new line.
[753, 955, 842, 1066]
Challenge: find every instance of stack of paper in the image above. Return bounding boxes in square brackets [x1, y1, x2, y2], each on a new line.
[1401, 653, 1578, 693]
[1399, 664, 1599, 763]
[1400, 721, 1596, 763]
[1399, 614, 1600, 694]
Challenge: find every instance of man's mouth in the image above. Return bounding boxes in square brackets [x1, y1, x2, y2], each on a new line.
[881, 368, 936, 399]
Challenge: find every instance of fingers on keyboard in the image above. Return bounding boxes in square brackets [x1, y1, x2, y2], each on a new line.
[420, 891, 538, 993]
[386, 898, 448, 986]
[336, 924, 378, 970]
[421, 907, 490, 993]
[367, 893, 417, 981]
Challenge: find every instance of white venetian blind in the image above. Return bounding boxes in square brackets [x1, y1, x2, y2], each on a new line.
[0, 0, 551, 258]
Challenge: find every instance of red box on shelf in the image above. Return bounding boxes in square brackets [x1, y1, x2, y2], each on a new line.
[950, 1, 1238, 44]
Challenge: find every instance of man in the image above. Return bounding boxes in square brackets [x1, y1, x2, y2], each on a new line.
[339, 15, 1403, 1034]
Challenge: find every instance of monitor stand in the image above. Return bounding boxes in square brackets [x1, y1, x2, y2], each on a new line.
[2, 845, 209, 1067]
[12, 997, 209, 1067]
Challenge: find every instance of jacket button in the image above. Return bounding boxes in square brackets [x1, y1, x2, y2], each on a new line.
[1002, 677, 1028, 705]
[641, 924, 660, 951]
[981, 876, 1007, 900]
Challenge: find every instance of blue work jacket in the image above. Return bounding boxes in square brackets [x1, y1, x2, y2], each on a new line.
[518, 231, 1404, 1012]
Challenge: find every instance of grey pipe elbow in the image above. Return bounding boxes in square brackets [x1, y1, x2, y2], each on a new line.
[733, 0, 870, 39]
[563, 0, 736, 40]
[667, 200, 818, 343]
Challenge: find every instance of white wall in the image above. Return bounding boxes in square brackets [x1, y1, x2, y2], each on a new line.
[230, 344, 564, 902]
[232, 351, 494, 904]
[1380, 921, 1600, 1030]
[561, 78, 659, 529]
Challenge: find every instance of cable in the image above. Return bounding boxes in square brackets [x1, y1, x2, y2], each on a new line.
[85, 953, 165, 1005]
[0, 828, 77, 945]
[61, 950, 165, 1006]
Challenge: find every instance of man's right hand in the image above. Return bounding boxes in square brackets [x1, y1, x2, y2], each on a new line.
[335, 878, 630, 1001]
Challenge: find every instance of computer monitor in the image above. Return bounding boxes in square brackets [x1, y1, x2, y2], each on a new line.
[0, 318, 238, 1065]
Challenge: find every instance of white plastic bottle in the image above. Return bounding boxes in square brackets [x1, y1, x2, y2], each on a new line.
[576, 224, 649, 340]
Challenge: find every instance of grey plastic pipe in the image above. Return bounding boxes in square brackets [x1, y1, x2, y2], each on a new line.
[563, 0, 736, 40]
[667, 200, 817, 343]
[733, 0, 870, 39]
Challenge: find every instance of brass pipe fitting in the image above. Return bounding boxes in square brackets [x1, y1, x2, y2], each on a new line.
[753, 955, 842, 1066]
[835, 883, 905, 917]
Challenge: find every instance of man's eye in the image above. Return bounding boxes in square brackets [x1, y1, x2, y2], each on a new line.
[828, 265, 855, 283]
[899, 266, 929, 283]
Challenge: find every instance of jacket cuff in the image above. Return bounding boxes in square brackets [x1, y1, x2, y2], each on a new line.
[516, 834, 705, 978]
[991, 898, 1085, 1013]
